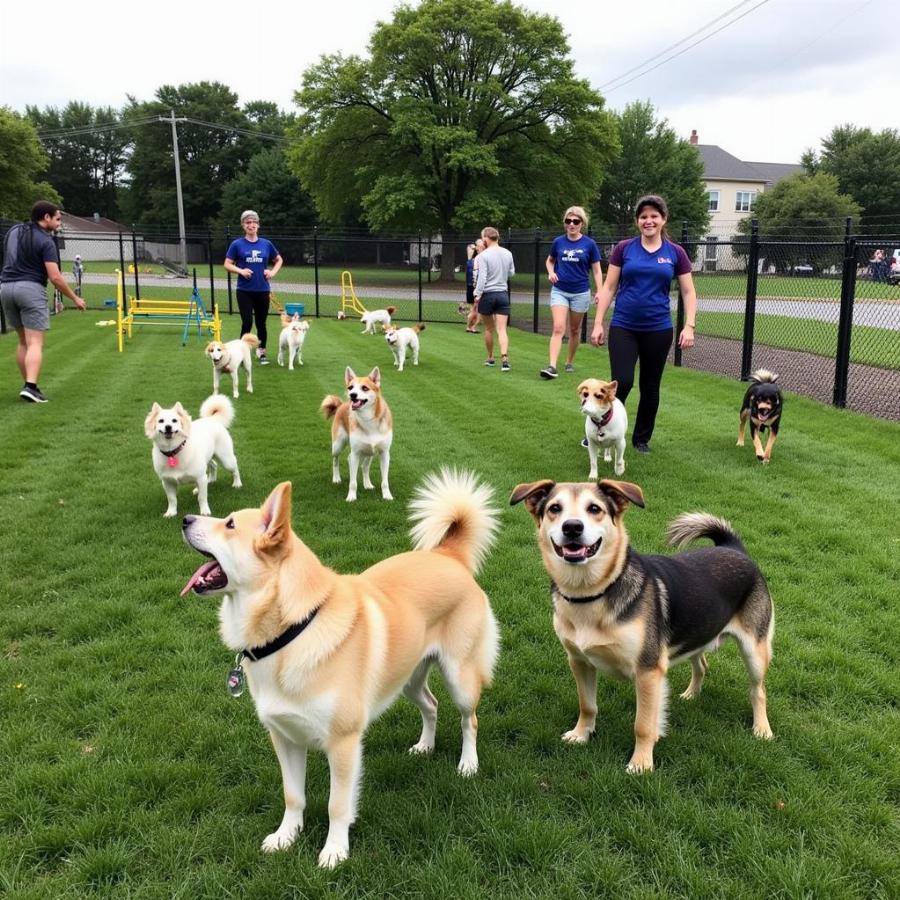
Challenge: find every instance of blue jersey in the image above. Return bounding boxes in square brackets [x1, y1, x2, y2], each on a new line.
[225, 236, 280, 292]
[1, 223, 59, 286]
[608, 237, 692, 331]
[549, 234, 602, 293]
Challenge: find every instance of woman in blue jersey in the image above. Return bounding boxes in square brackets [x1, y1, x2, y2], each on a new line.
[540, 206, 603, 379]
[589, 195, 697, 453]
[224, 210, 283, 365]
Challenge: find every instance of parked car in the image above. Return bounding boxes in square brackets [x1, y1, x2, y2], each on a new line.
[790, 262, 815, 275]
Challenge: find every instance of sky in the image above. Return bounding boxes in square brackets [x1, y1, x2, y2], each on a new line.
[1, 0, 895, 164]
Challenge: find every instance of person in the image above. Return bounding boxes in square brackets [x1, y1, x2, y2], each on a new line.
[224, 210, 283, 365]
[870, 248, 887, 283]
[463, 238, 484, 333]
[589, 194, 697, 453]
[541, 206, 603, 379]
[473, 227, 515, 371]
[1, 201, 86, 403]
[72, 254, 85, 295]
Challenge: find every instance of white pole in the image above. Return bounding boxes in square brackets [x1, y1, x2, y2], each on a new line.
[159, 110, 188, 271]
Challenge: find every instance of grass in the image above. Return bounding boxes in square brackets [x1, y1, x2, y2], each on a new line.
[2, 314, 898, 898]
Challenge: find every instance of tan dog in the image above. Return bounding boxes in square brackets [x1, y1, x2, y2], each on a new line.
[277, 313, 310, 370]
[180, 469, 500, 868]
[511, 478, 774, 773]
[320, 367, 393, 502]
[360, 306, 397, 334]
[205, 334, 259, 398]
[578, 378, 628, 479]
[384, 323, 425, 371]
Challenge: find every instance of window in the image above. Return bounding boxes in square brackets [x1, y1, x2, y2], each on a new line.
[705, 237, 718, 261]
[735, 191, 757, 212]
[707, 190, 720, 212]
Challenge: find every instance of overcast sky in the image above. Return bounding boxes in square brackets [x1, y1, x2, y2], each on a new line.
[1, 0, 894, 163]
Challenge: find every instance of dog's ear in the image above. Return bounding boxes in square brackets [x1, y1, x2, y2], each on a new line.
[369, 367, 381, 386]
[345, 366, 357, 386]
[174, 402, 192, 435]
[144, 403, 161, 438]
[258, 482, 293, 553]
[291, 313, 299, 322]
[204, 342, 214, 355]
[577, 380, 590, 395]
[607, 380, 618, 398]
[510, 479, 556, 520]
[598, 480, 645, 515]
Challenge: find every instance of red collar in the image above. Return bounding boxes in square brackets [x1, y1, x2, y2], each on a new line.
[591, 407, 614, 429]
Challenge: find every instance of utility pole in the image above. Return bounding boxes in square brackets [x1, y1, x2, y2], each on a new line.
[158, 110, 188, 271]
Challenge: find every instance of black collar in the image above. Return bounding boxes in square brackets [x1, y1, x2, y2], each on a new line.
[551, 580, 607, 604]
[590, 407, 614, 429]
[241, 605, 321, 663]
[160, 439, 187, 458]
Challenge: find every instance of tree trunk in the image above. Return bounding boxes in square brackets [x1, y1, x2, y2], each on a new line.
[438, 224, 460, 282]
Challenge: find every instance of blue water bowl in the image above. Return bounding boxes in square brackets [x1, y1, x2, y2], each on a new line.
[103, 299, 117, 307]
[283, 303, 305, 317]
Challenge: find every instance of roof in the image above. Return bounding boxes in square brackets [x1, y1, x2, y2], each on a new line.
[744, 161, 804, 186]
[694, 144, 768, 183]
[59, 212, 128, 233]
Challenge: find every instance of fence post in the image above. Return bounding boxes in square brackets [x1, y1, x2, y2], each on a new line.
[118, 231, 126, 307]
[833, 217, 856, 408]
[417, 232, 423, 320]
[206, 229, 215, 311]
[225, 229, 233, 315]
[313, 226, 320, 318]
[426, 235, 432, 285]
[674, 222, 689, 366]
[533, 228, 541, 333]
[131, 227, 141, 303]
[740, 219, 760, 380]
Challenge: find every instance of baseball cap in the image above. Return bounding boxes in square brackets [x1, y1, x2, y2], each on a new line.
[240, 210, 260, 223]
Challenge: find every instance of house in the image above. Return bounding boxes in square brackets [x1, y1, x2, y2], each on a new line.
[58, 212, 135, 263]
[689, 130, 802, 269]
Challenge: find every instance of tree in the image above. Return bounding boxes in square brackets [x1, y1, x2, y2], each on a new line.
[26, 102, 130, 219]
[803, 125, 900, 234]
[592, 101, 709, 241]
[735, 172, 860, 272]
[0, 107, 60, 219]
[289, 0, 618, 278]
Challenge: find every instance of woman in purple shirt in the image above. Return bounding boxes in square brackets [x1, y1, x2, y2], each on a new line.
[590, 195, 697, 453]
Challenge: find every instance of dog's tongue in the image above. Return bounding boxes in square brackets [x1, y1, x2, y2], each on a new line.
[180, 560, 220, 597]
[351, 399, 364, 410]
[562, 544, 589, 561]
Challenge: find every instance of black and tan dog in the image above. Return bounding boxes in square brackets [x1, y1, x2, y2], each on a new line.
[738, 369, 783, 464]
[510, 479, 774, 773]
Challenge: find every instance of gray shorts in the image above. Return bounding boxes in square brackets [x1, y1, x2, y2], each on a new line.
[477, 290, 510, 317]
[1, 281, 50, 331]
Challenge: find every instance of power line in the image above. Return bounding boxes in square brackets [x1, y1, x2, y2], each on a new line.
[35, 116, 289, 144]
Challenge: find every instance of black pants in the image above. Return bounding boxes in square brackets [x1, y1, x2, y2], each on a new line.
[607, 326, 673, 445]
[236, 290, 270, 349]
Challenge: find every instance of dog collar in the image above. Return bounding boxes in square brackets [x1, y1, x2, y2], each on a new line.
[550, 580, 606, 604]
[241, 605, 321, 663]
[591, 407, 614, 429]
[160, 440, 187, 467]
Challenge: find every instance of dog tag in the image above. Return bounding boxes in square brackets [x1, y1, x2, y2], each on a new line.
[167, 456, 178, 468]
[227, 658, 245, 698]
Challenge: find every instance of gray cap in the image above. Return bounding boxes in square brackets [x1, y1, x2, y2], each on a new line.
[240, 209, 260, 223]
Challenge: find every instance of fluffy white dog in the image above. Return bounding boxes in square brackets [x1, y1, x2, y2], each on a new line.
[384, 324, 425, 371]
[277, 314, 310, 370]
[360, 306, 397, 334]
[205, 334, 259, 399]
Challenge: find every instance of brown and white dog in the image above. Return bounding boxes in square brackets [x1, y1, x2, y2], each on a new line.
[360, 306, 397, 334]
[384, 323, 425, 371]
[320, 367, 393, 502]
[144, 395, 242, 517]
[277, 313, 310, 370]
[578, 378, 628, 479]
[180, 469, 500, 868]
[511, 478, 774, 773]
[205, 334, 259, 398]
[738, 369, 783, 464]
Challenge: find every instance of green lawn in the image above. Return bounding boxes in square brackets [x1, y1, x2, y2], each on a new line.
[1, 314, 898, 898]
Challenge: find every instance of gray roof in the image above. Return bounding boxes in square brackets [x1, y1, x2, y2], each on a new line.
[744, 161, 804, 186]
[694, 144, 768, 183]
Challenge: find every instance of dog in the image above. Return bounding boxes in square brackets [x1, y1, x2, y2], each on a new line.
[180, 469, 500, 868]
[277, 313, 310, 370]
[738, 369, 783, 464]
[579, 378, 627, 478]
[144, 395, 242, 517]
[320, 367, 393, 502]
[384, 323, 425, 371]
[510, 478, 774, 773]
[205, 334, 259, 398]
[360, 306, 397, 334]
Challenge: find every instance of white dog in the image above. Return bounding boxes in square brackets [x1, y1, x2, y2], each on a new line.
[360, 306, 397, 334]
[277, 314, 310, 370]
[384, 323, 424, 371]
[205, 334, 259, 398]
[579, 378, 628, 479]
[144, 395, 242, 517]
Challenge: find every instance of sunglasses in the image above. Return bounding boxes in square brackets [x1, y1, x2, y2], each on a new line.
[564, 217, 582, 225]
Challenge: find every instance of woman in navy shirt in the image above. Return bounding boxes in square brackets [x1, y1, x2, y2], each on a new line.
[541, 205, 603, 378]
[590, 195, 697, 453]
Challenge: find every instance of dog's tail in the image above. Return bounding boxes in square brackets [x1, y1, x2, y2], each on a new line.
[750, 368, 778, 384]
[241, 334, 260, 348]
[413, 323, 426, 333]
[386, 306, 397, 315]
[198, 394, 235, 429]
[320, 395, 342, 419]
[409, 468, 499, 575]
[666, 512, 748, 555]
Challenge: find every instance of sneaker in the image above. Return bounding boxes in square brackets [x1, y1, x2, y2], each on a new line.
[540, 365, 558, 379]
[633, 442, 651, 454]
[484, 358, 496, 367]
[501, 358, 511, 372]
[258, 352, 270, 366]
[581, 437, 589, 448]
[20, 384, 48, 403]
[565, 363, 575, 373]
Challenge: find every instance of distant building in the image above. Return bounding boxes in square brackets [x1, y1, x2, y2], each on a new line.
[58, 212, 133, 262]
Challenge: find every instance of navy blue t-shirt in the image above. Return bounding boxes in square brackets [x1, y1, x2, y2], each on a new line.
[608, 237, 692, 331]
[549, 234, 602, 293]
[1, 223, 59, 286]
[225, 237, 280, 292]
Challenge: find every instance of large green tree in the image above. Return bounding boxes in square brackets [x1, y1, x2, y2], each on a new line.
[289, 0, 618, 278]
[802, 124, 900, 234]
[0, 107, 60, 219]
[26, 102, 129, 219]
[592, 101, 709, 241]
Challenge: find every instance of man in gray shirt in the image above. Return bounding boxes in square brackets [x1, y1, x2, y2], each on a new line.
[473, 227, 515, 371]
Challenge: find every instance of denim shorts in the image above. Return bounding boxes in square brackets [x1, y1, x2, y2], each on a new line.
[0, 281, 50, 331]
[477, 290, 510, 316]
[550, 287, 592, 314]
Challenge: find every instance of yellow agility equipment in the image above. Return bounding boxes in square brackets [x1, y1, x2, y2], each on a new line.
[340, 270, 368, 317]
[115, 270, 221, 352]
